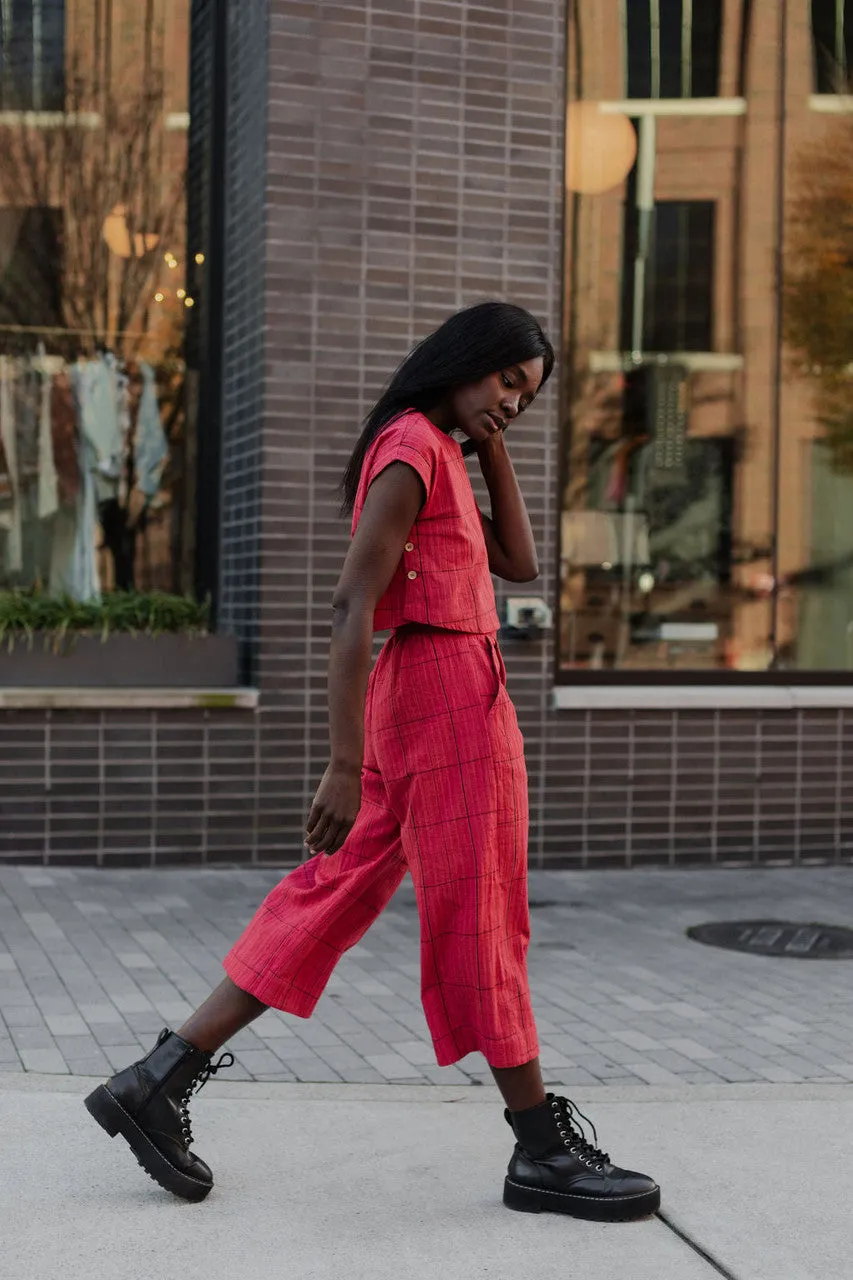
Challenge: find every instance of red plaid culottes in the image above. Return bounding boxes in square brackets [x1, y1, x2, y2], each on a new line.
[223, 626, 539, 1068]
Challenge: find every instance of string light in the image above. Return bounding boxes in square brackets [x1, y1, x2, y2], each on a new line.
[168, 259, 178, 269]
[195, 253, 205, 265]
[154, 292, 165, 303]
[184, 297, 195, 308]
[177, 288, 186, 300]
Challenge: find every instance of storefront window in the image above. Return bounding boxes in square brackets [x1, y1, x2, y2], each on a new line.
[0, 1, 196, 599]
[560, 1, 853, 675]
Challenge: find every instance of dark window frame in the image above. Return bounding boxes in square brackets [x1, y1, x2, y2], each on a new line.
[620, 197, 716, 355]
[812, 0, 853, 93]
[0, 0, 66, 113]
[625, 0, 723, 100]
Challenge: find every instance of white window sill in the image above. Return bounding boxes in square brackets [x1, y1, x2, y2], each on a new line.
[599, 97, 746, 117]
[0, 688, 258, 711]
[553, 685, 853, 711]
[589, 351, 743, 374]
[809, 94, 853, 113]
[0, 111, 101, 128]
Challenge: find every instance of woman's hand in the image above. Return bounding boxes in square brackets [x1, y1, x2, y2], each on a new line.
[475, 430, 539, 583]
[305, 762, 362, 856]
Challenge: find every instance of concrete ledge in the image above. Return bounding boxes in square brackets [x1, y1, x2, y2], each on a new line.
[0, 687, 259, 711]
[553, 684, 853, 711]
[589, 350, 743, 373]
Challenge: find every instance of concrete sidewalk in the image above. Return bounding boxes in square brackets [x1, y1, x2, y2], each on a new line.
[2, 1072, 845, 1280]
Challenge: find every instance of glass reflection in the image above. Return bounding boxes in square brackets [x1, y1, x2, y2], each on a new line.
[560, 0, 853, 673]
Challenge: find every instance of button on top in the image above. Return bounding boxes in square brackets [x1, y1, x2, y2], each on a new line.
[404, 542, 414, 552]
[407, 570, 418, 581]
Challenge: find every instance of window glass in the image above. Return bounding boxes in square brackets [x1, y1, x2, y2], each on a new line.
[0, 3, 198, 599]
[625, 0, 722, 100]
[562, 3, 853, 675]
[812, 0, 853, 93]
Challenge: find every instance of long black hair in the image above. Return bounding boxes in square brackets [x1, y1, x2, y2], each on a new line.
[339, 301, 555, 514]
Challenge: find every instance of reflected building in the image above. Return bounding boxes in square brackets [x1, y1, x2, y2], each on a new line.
[560, 0, 853, 672]
[0, 1, 192, 596]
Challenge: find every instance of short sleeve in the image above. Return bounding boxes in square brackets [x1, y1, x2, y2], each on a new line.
[362, 412, 439, 507]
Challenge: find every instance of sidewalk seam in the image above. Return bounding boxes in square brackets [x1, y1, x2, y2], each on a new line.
[657, 1210, 742, 1280]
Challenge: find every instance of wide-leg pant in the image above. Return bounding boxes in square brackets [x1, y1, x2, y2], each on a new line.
[224, 626, 538, 1068]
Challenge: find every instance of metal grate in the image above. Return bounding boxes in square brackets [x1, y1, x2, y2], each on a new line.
[687, 919, 853, 959]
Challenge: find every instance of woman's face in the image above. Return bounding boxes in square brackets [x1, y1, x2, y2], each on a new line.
[440, 356, 546, 447]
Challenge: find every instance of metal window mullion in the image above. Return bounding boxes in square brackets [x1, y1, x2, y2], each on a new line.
[32, 0, 42, 112]
[682, 0, 693, 98]
[619, 0, 629, 99]
[650, 0, 661, 98]
[838, 0, 847, 81]
[0, 0, 11, 109]
[677, 205, 689, 350]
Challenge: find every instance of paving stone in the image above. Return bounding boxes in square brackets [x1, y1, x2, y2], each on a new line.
[233, 1049, 294, 1076]
[9, 1026, 56, 1050]
[19, 1047, 68, 1073]
[3, 866, 853, 1086]
[62, 1054, 112, 1077]
[100, 1045, 145, 1072]
[316, 1047, 371, 1072]
[1, 1005, 45, 1027]
[364, 1052, 426, 1080]
[44, 1014, 90, 1037]
[77, 1002, 124, 1025]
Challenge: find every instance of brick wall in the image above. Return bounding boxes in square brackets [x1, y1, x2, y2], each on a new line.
[254, 0, 567, 861]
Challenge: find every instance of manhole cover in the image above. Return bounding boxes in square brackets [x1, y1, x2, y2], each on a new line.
[687, 920, 853, 960]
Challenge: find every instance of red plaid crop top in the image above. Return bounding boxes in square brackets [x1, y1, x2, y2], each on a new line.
[351, 409, 500, 635]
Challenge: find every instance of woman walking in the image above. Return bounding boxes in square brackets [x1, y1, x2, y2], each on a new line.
[85, 302, 660, 1221]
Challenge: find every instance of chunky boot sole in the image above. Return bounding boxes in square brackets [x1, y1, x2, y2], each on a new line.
[503, 1175, 661, 1222]
[84, 1084, 213, 1203]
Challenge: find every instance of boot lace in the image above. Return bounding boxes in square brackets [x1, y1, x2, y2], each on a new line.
[550, 1095, 610, 1173]
[179, 1050, 235, 1150]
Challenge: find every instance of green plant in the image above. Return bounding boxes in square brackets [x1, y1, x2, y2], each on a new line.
[0, 591, 210, 652]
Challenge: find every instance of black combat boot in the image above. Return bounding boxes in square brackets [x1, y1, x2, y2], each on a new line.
[84, 1028, 234, 1202]
[503, 1093, 660, 1221]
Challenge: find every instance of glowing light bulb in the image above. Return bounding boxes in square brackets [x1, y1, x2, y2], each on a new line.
[177, 288, 186, 299]
[195, 253, 205, 265]
[184, 296, 195, 308]
[154, 292, 165, 303]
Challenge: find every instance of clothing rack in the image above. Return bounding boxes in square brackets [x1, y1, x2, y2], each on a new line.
[0, 323, 153, 341]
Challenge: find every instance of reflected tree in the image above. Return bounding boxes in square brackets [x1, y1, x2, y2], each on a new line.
[785, 116, 853, 474]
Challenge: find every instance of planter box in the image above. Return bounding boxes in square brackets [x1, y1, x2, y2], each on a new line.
[0, 633, 239, 689]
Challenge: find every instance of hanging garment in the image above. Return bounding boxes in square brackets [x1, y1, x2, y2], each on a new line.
[37, 367, 59, 521]
[0, 431, 11, 512]
[73, 356, 123, 503]
[0, 356, 22, 575]
[134, 362, 168, 499]
[48, 434, 100, 603]
[50, 371, 81, 506]
[13, 359, 40, 491]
